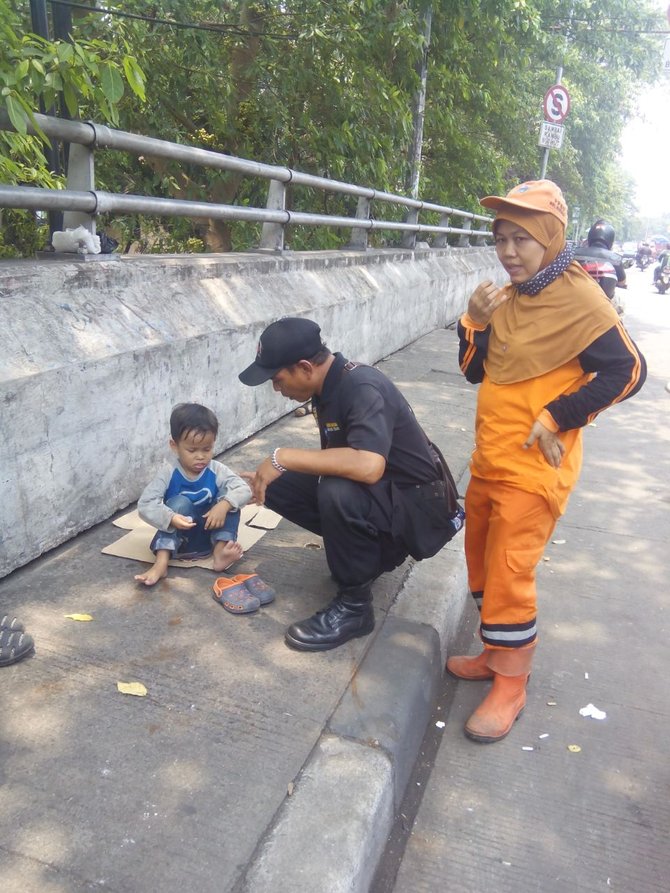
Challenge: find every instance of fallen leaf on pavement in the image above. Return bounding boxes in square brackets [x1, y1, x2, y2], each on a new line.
[117, 681, 148, 697]
[64, 613, 93, 621]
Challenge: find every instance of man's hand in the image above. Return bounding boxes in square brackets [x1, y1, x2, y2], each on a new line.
[203, 499, 231, 530]
[467, 280, 510, 326]
[523, 420, 566, 468]
[171, 513, 196, 530]
[242, 458, 282, 506]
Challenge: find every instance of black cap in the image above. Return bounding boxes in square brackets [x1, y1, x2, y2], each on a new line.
[239, 318, 324, 386]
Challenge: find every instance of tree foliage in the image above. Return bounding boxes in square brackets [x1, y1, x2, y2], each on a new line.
[0, 0, 665, 253]
[1, 0, 145, 190]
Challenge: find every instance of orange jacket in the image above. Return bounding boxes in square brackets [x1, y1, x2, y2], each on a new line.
[458, 313, 645, 517]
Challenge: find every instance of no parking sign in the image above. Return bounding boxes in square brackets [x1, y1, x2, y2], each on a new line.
[543, 84, 571, 124]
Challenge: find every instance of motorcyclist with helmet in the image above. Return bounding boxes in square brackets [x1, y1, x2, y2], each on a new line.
[573, 220, 627, 313]
[580, 220, 627, 286]
[654, 247, 670, 293]
[636, 241, 653, 270]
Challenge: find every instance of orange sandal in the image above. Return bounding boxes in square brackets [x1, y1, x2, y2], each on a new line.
[230, 574, 276, 605]
[212, 577, 260, 614]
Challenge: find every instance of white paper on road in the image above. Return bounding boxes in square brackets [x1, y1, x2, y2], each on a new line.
[579, 703, 607, 720]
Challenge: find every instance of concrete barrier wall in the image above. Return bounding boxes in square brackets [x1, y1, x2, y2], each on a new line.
[0, 246, 498, 577]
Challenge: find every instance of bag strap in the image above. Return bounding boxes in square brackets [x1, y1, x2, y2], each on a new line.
[428, 439, 461, 508]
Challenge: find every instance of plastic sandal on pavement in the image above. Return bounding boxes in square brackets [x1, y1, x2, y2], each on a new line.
[0, 615, 25, 632]
[212, 577, 261, 615]
[0, 628, 35, 667]
[230, 574, 276, 605]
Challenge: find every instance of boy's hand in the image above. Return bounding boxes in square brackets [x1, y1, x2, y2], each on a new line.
[203, 500, 230, 530]
[171, 513, 196, 530]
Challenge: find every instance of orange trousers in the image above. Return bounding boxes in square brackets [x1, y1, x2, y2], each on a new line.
[464, 476, 557, 650]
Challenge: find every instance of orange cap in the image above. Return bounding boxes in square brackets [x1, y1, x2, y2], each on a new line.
[480, 179, 568, 227]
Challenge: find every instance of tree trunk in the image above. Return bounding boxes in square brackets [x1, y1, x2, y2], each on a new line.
[405, 3, 432, 199]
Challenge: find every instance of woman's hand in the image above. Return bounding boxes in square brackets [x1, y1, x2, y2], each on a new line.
[467, 280, 509, 326]
[523, 420, 566, 468]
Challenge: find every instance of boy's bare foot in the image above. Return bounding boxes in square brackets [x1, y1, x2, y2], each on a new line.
[135, 562, 167, 586]
[135, 553, 169, 586]
[212, 540, 243, 571]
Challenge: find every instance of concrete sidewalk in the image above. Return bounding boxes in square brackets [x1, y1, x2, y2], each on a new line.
[0, 326, 475, 893]
[389, 281, 670, 892]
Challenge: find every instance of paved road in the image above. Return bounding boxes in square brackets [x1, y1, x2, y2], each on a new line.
[0, 321, 475, 893]
[2, 266, 667, 893]
[385, 266, 670, 892]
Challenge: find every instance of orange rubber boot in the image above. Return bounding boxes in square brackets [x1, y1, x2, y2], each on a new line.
[464, 672, 528, 743]
[446, 650, 494, 681]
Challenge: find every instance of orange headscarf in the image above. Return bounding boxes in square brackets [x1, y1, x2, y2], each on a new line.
[482, 188, 619, 384]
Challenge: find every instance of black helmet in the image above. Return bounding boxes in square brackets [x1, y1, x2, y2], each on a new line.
[587, 220, 615, 250]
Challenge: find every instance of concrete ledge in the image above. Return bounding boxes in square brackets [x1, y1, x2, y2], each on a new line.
[392, 545, 469, 666]
[329, 617, 442, 809]
[1, 247, 496, 577]
[241, 734, 394, 893]
[239, 541, 470, 891]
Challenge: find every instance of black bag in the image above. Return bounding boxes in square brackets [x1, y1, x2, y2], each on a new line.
[391, 441, 464, 561]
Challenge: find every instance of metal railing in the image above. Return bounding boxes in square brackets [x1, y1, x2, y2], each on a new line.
[0, 110, 494, 255]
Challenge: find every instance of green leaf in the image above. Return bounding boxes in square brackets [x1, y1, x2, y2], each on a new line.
[122, 56, 146, 101]
[62, 80, 79, 117]
[5, 93, 28, 134]
[57, 42, 74, 63]
[100, 63, 124, 104]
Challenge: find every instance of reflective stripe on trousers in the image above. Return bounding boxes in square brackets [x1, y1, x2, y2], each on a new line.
[464, 476, 557, 649]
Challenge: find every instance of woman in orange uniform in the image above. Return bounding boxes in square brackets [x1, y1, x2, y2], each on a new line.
[450, 180, 646, 743]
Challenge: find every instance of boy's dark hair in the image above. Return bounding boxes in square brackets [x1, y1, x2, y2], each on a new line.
[170, 403, 218, 442]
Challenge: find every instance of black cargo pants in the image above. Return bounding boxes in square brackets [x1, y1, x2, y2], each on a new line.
[264, 471, 408, 587]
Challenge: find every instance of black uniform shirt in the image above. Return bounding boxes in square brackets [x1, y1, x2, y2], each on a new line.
[312, 352, 438, 485]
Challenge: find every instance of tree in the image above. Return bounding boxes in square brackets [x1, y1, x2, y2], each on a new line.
[1, 0, 665, 254]
[1, 0, 146, 187]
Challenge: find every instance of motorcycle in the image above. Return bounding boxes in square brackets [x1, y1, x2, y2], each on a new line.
[636, 252, 652, 271]
[655, 265, 670, 295]
[574, 254, 625, 315]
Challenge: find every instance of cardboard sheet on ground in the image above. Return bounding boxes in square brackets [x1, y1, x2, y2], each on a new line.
[102, 504, 282, 569]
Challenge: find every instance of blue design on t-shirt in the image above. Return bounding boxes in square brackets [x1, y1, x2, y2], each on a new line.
[164, 466, 218, 554]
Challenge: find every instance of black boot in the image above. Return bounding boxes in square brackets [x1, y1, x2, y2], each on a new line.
[284, 584, 374, 652]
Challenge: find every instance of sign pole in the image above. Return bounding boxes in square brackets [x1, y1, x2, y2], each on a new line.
[540, 66, 562, 178]
[540, 147, 549, 179]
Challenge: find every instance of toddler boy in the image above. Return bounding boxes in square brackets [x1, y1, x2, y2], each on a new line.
[135, 403, 251, 586]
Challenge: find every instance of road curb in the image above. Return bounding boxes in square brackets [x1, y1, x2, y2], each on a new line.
[240, 545, 469, 892]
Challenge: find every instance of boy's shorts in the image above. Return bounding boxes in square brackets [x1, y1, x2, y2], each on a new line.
[149, 494, 241, 559]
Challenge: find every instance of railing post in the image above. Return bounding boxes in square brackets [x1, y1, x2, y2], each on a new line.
[433, 212, 450, 248]
[347, 197, 370, 250]
[458, 218, 472, 247]
[259, 179, 287, 250]
[62, 142, 96, 234]
[401, 208, 419, 249]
